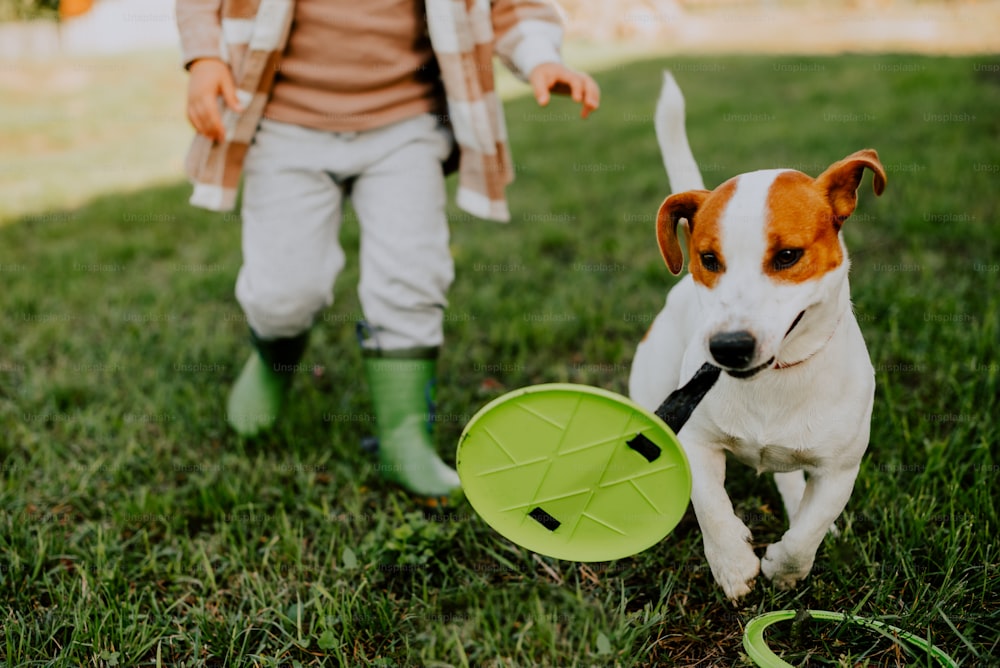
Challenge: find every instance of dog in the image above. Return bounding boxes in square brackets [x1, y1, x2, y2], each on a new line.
[629, 72, 885, 600]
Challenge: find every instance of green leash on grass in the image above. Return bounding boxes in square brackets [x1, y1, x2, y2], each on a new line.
[743, 610, 958, 667]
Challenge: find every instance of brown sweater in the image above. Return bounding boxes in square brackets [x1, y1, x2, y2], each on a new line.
[177, 0, 445, 132]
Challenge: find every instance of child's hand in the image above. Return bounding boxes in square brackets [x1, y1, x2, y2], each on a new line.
[186, 58, 243, 142]
[529, 63, 600, 119]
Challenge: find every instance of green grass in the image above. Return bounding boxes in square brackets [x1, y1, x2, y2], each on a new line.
[1, 51, 999, 666]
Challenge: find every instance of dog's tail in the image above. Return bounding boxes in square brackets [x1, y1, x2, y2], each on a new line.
[656, 71, 705, 193]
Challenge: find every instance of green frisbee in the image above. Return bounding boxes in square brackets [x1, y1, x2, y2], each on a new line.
[743, 610, 958, 667]
[456, 383, 691, 562]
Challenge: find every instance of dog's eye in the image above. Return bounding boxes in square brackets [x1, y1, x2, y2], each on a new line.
[773, 249, 803, 271]
[700, 252, 723, 273]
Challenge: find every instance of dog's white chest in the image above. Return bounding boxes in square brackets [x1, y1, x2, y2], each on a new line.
[721, 433, 821, 474]
[697, 371, 864, 475]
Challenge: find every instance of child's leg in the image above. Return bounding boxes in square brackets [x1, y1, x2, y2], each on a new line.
[352, 113, 454, 352]
[350, 113, 460, 500]
[236, 119, 348, 339]
[228, 119, 347, 436]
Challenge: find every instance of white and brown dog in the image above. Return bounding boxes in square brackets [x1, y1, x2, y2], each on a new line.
[629, 73, 885, 600]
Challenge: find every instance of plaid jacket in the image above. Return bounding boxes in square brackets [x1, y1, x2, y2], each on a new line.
[180, 0, 564, 222]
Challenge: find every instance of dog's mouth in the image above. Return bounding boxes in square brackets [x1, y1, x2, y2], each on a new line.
[726, 357, 774, 380]
[715, 310, 806, 380]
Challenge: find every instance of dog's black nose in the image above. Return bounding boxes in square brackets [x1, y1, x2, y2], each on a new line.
[709, 331, 756, 369]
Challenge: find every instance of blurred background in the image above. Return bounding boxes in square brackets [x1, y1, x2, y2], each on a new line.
[4, 0, 1000, 55]
[1, 0, 999, 223]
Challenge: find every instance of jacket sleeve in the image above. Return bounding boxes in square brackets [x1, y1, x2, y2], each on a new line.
[176, 0, 224, 68]
[491, 0, 564, 82]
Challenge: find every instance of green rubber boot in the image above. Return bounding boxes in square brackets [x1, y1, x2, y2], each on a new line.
[363, 347, 462, 502]
[226, 329, 309, 437]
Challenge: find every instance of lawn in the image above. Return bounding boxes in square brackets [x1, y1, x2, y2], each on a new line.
[1, 50, 998, 666]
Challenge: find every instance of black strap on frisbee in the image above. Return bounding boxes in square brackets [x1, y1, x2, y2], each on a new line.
[654, 362, 722, 434]
[626, 433, 662, 462]
[528, 507, 561, 531]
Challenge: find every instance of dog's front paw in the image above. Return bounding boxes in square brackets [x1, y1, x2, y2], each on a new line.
[761, 541, 813, 590]
[705, 534, 760, 601]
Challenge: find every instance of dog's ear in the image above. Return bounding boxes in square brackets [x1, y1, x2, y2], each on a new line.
[657, 190, 709, 275]
[816, 149, 887, 224]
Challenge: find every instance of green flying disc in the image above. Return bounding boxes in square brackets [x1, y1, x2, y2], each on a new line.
[743, 610, 958, 667]
[456, 383, 691, 562]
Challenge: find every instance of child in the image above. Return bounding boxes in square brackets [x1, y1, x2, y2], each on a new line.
[176, 0, 600, 502]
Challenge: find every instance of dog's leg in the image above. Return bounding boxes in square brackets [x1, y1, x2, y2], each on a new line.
[773, 470, 807, 522]
[774, 470, 841, 537]
[761, 465, 859, 590]
[687, 442, 760, 600]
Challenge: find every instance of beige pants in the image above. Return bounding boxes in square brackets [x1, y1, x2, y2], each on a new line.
[236, 113, 455, 350]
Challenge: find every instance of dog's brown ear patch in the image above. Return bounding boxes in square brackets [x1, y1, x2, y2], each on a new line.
[656, 190, 709, 275]
[815, 149, 887, 224]
[765, 171, 844, 284]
